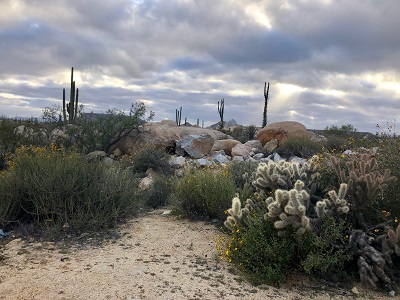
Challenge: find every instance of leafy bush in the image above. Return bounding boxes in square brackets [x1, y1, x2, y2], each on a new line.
[277, 136, 322, 158]
[0, 144, 141, 235]
[221, 125, 258, 143]
[0, 118, 51, 169]
[48, 101, 154, 154]
[219, 202, 353, 287]
[140, 174, 173, 208]
[219, 217, 296, 286]
[376, 137, 400, 219]
[227, 160, 258, 200]
[171, 167, 236, 220]
[128, 144, 172, 175]
[323, 135, 351, 152]
[299, 217, 353, 280]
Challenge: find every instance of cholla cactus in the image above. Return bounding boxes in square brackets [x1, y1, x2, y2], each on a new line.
[387, 223, 400, 256]
[330, 154, 396, 210]
[315, 183, 349, 218]
[224, 196, 264, 231]
[253, 155, 319, 194]
[264, 180, 313, 236]
[224, 196, 250, 231]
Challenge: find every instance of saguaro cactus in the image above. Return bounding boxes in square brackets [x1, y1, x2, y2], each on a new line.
[62, 67, 79, 124]
[218, 98, 224, 130]
[175, 106, 182, 126]
[262, 82, 269, 127]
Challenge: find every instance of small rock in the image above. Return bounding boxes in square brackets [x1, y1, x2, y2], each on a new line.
[162, 210, 172, 215]
[351, 287, 359, 295]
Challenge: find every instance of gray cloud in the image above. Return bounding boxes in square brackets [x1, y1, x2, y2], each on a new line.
[0, 0, 399, 134]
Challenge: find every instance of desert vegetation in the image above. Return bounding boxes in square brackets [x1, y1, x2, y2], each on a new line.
[0, 84, 400, 296]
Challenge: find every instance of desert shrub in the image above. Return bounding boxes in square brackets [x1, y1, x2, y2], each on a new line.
[376, 137, 400, 218]
[219, 216, 296, 286]
[0, 118, 51, 169]
[227, 160, 258, 200]
[322, 135, 349, 152]
[299, 217, 354, 280]
[171, 167, 236, 220]
[323, 124, 359, 138]
[140, 174, 173, 208]
[227, 160, 259, 190]
[57, 101, 154, 153]
[128, 144, 172, 175]
[0, 144, 141, 234]
[277, 136, 322, 158]
[221, 125, 258, 143]
[219, 201, 353, 286]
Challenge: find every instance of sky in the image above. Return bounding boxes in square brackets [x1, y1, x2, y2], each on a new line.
[1, 0, 400, 134]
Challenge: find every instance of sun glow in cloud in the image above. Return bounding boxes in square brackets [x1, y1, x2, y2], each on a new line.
[277, 83, 307, 95]
[318, 89, 345, 96]
[245, 4, 272, 29]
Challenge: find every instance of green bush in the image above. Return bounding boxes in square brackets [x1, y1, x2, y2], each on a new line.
[220, 217, 296, 286]
[376, 137, 400, 219]
[227, 160, 258, 200]
[299, 217, 354, 280]
[52, 101, 155, 154]
[0, 118, 51, 169]
[141, 174, 173, 208]
[220, 207, 354, 286]
[128, 145, 172, 175]
[0, 144, 141, 234]
[277, 136, 322, 158]
[171, 167, 236, 220]
[221, 125, 258, 143]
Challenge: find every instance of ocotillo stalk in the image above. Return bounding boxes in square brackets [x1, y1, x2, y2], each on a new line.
[218, 98, 224, 130]
[262, 82, 269, 127]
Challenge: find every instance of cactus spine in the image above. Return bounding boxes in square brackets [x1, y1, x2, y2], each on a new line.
[62, 67, 79, 124]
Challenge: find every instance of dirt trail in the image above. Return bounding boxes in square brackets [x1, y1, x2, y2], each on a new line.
[0, 210, 394, 300]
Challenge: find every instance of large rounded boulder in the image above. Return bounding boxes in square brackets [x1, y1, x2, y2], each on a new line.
[256, 121, 309, 146]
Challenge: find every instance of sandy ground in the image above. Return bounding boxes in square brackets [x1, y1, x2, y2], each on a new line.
[0, 209, 396, 300]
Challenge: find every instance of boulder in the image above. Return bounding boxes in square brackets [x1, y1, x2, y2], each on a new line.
[256, 121, 309, 146]
[231, 143, 252, 158]
[176, 134, 214, 158]
[211, 139, 241, 156]
[244, 140, 264, 154]
[110, 121, 227, 155]
[169, 155, 186, 168]
[308, 131, 327, 143]
[85, 151, 107, 162]
[212, 153, 230, 165]
[263, 139, 278, 154]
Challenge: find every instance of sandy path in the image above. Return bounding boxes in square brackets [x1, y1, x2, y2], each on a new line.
[0, 210, 394, 300]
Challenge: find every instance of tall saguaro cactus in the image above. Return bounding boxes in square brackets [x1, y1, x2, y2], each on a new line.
[175, 106, 182, 126]
[218, 98, 225, 130]
[262, 82, 269, 127]
[63, 67, 79, 124]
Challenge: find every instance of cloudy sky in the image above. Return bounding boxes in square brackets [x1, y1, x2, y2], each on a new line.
[1, 0, 400, 133]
